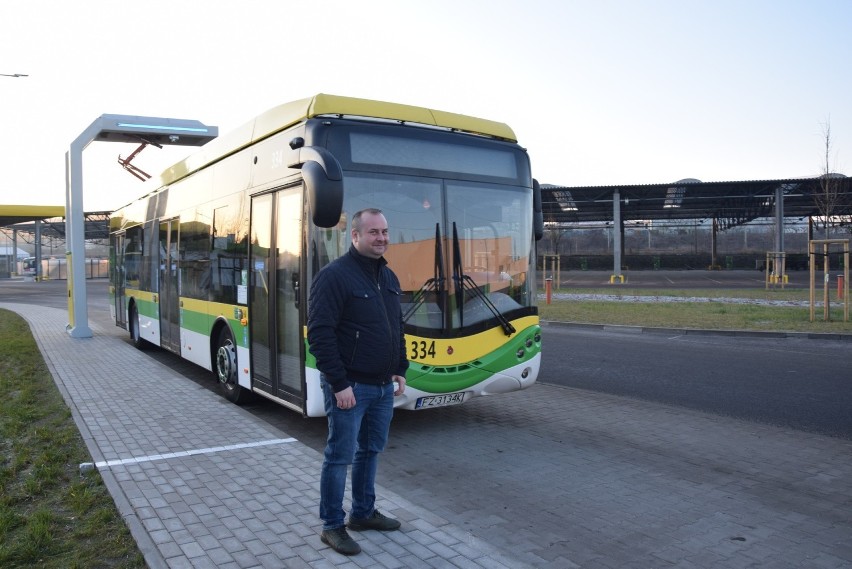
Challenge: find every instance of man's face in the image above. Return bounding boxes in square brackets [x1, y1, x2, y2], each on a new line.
[352, 212, 389, 259]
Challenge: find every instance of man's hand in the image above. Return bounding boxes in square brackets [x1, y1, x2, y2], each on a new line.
[335, 386, 356, 409]
[392, 375, 406, 396]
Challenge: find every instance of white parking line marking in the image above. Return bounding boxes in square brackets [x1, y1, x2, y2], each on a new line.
[94, 438, 297, 468]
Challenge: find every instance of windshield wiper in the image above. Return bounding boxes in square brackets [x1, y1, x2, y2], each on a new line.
[451, 222, 516, 336]
[402, 223, 445, 330]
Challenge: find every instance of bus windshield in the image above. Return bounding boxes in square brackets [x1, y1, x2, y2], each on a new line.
[316, 171, 535, 335]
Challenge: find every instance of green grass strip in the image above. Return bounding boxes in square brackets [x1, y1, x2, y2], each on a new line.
[0, 309, 145, 569]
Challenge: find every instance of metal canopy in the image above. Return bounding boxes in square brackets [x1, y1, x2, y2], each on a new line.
[4, 212, 110, 240]
[0, 205, 65, 228]
[541, 177, 852, 228]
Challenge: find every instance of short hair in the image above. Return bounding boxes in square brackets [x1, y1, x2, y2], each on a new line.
[352, 208, 383, 233]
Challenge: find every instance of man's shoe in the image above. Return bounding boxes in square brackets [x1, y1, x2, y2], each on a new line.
[347, 509, 401, 532]
[320, 527, 361, 555]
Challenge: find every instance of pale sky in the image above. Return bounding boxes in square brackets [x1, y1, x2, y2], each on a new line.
[2, 0, 851, 212]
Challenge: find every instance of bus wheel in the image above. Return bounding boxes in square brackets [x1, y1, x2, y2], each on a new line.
[215, 328, 249, 404]
[129, 304, 147, 350]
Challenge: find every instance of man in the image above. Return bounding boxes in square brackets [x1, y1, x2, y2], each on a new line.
[307, 208, 408, 555]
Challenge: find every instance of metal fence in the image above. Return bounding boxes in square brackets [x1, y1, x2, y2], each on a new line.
[9, 257, 109, 280]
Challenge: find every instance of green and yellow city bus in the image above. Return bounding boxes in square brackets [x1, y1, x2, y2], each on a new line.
[109, 94, 543, 416]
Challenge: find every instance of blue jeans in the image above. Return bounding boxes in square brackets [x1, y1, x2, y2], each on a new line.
[320, 379, 395, 530]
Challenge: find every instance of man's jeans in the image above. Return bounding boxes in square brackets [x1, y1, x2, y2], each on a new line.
[320, 379, 395, 530]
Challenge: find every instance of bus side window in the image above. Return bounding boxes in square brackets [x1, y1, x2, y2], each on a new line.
[180, 211, 213, 300]
[125, 226, 143, 288]
[211, 197, 249, 305]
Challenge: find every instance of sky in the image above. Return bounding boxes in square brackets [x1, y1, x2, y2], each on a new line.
[2, 0, 851, 212]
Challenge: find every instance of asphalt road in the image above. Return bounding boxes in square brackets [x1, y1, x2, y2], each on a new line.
[0, 277, 111, 314]
[541, 323, 852, 439]
[3, 275, 850, 441]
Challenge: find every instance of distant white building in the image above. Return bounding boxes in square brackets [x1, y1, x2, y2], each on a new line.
[0, 246, 29, 259]
[0, 246, 30, 277]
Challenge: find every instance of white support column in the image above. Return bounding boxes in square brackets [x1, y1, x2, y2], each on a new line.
[613, 189, 622, 280]
[66, 139, 92, 337]
[775, 185, 785, 282]
[34, 221, 42, 280]
[11, 230, 18, 276]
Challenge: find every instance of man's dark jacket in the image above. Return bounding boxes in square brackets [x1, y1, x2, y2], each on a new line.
[307, 245, 409, 393]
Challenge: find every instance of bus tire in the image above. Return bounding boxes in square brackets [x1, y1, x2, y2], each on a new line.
[215, 327, 251, 404]
[129, 304, 148, 350]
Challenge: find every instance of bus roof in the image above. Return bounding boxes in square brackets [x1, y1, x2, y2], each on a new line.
[158, 94, 518, 187]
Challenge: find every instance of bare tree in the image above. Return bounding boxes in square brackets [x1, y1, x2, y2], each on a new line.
[814, 118, 842, 238]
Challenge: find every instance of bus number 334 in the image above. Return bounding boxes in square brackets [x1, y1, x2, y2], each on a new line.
[410, 340, 437, 360]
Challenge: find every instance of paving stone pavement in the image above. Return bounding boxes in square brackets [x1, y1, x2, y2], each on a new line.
[2, 302, 526, 569]
[3, 300, 852, 569]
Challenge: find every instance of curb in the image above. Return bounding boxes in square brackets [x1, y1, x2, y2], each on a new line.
[541, 320, 852, 342]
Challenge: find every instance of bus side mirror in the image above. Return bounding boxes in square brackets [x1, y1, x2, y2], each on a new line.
[289, 146, 344, 228]
[533, 179, 544, 241]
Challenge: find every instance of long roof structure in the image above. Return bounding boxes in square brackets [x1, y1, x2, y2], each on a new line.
[0, 205, 65, 228]
[0, 206, 109, 240]
[541, 176, 852, 229]
[6, 178, 852, 243]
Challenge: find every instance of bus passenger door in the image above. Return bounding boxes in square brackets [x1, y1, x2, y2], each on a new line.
[274, 189, 304, 401]
[158, 218, 181, 353]
[249, 187, 304, 409]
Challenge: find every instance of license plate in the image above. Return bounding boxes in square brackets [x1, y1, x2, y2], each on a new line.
[415, 392, 465, 409]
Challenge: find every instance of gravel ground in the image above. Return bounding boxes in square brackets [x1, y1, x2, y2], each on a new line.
[541, 293, 823, 307]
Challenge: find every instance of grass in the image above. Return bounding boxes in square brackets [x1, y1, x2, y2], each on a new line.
[0, 309, 145, 569]
[539, 286, 852, 334]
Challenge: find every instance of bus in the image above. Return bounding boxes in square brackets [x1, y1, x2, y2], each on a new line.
[109, 94, 543, 417]
[21, 257, 37, 276]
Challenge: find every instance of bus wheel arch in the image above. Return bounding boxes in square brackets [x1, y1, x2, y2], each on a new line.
[212, 322, 251, 404]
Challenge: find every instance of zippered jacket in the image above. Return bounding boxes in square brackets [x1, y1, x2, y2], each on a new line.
[307, 245, 409, 393]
